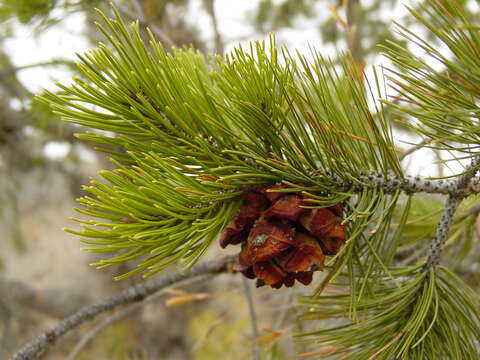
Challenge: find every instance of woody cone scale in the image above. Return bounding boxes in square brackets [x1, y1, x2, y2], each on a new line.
[219, 185, 346, 288]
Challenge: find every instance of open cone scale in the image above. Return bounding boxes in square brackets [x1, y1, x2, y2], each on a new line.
[220, 185, 346, 288]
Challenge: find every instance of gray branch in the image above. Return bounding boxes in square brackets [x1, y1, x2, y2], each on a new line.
[65, 275, 212, 360]
[328, 170, 480, 196]
[425, 157, 480, 269]
[0, 276, 90, 319]
[108, 0, 176, 49]
[10, 255, 236, 360]
[242, 277, 260, 360]
[398, 138, 433, 161]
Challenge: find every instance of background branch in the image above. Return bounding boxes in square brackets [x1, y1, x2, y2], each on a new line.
[242, 277, 260, 360]
[65, 274, 213, 360]
[203, 0, 224, 55]
[108, 0, 175, 48]
[10, 255, 236, 360]
[0, 276, 90, 319]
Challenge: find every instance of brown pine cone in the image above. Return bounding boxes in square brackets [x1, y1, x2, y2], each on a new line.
[219, 185, 346, 288]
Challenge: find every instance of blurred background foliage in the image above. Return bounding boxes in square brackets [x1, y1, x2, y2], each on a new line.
[0, 0, 479, 359]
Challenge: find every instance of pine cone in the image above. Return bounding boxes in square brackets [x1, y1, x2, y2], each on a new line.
[220, 185, 346, 288]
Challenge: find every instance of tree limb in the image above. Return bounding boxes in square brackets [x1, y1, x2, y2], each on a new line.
[425, 157, 480, 269]
[398, 138, 433, 161]
[0, 276, 90, 319]
[203, 0, 225, 55]
[242, 277, 260, 360]
[328, 170, 480, 196]
[65, 274, 212, 360]
[0, 60, 74, 79]
[10, 255, 236, 360]
[108, 0, 176, 49]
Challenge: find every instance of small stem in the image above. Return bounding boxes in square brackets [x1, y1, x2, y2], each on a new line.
[66, 275, 212, 360]
[398, 138, 433, 161]
[326, 170, 480, 197]
[345, 0, 363, 65]
[424, 156, 480, 269]
[10, 255, 236, 360]
[424, 195, 460, 269]
[203, 0, 225, 55]
[242, 277, 260, 360]
[0, 59, 73, 77]
[108, 0, 176, 48]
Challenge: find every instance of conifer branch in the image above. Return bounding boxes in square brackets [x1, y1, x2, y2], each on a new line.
[398, 138, 433, 161]
[65, 275, 211, 360]
[242, 277, 260, 360]
[425, 157, 480, 269]
[107, 0, 176, 48]
[10, 255, 236, 360]
[328, 170, 480, 196]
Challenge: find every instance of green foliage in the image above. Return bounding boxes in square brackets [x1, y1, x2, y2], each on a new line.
[40, 6, 400, 278]
[38, 2, 480, 358]
[395, 194, 478, 269]
[253, 0, 315, 31]
[0, 0, 55, 24]
[298, 266, 480, 360]
[384, 0, 480, 172]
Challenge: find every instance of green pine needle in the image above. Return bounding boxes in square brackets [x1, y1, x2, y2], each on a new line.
[39, 5, 401, 277]
[297, 266, 480, 359]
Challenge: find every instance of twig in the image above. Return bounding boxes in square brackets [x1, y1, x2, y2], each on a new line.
[66, 274, 212, 360]
[425, 156, 480, 269]
[130, 0, 144, 20]
[107, 0, 175, 49]
[398, 245, 428, 267]
[0, 276, 90, 318]
[10, 255, 236, 360]
[0, 300, 13, 359]
[398, 138, 432, 161]
[203, 0, 225, 55]
[345, 0, 363, 65]
[0, 60, 74, 79]
[326, 170, 480, 197]
[242, 277, 260, 360]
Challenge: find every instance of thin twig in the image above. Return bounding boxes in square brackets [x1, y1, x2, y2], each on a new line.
[398, 245, 428, 267]
[242, 277, 260, 360]
[203, 0, 225, 55]
[66, 274, 212, 360]
[0, 300, 13, 359]
[130, 0, 144, 20]
[107, 0, 175, 48]
[0, 60, 74, 78]
[326, 170, 480, 197]
[344, 0, 363, 65]
[0, 276, 90, 319]
[10, 255, 236, 360]
[425, 156, 480, 269]
[398, 138, 432, 161]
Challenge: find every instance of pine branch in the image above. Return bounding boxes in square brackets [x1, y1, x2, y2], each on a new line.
[383, 0, 480, 164]
[107, 0, 176, 48]
[329, 170, 480, 196]
[242, 277, 260, 360]
[65, 274, 211, 360]
[0, 59, 74, 78]
[425, 156, 480, 268]
[0, 276, 90, 319]
[398, 138, 433, 161]
[10, 255, 236, 360]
